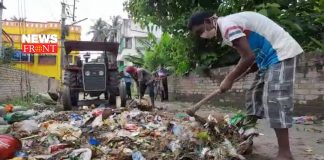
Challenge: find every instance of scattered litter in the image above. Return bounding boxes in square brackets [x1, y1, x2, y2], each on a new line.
[0, 117, 8, 125]
[3, 110, 37, 124]
[132, 151, 146, 160]
[0, 102, 259, 159]
[30, 110, 55, 122]
[88, 137, 100, 146]
[46, 123, 82, 141]
[13, 120, 39, 137]
[0, 125, 11, 134]
[68, 148, 92, 160]
[91, 114, 103, 128]
[293, 116, 316, 125]
[48, 143, 69, 154]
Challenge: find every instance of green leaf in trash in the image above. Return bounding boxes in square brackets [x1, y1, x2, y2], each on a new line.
[197, 131, 210, 142]
[229, 113, 246, 126]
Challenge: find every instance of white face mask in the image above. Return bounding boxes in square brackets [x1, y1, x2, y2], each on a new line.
[200, 17, 218, 39]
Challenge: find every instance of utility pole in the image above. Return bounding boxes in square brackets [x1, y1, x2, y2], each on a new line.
[0, 0, 6, 58]
[60, 2, 67, 80]
[72, 0, 76, 22]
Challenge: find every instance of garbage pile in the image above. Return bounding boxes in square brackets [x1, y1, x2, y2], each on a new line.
[0, 99, 259, 160]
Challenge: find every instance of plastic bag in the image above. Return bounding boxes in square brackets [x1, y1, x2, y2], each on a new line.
[4, 110, 37, 124]
[132, 151, 146, 160]
[68, 148, 92, 160]
[30, 110, 54, 122]
[0, 125, 11, 134]
[47, 123, 82, 141]
[13, 120, 39, 136]
[168, 140, 181, 152]
[91, 114, 103, 128]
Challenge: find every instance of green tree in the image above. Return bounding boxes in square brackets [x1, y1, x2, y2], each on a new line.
[124, 0, 324, 74]
[87, 18, 111, 42]
[108, 16, 122, 42]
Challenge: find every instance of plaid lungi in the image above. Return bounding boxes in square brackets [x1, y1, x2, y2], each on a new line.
[245, 56, 297, 128]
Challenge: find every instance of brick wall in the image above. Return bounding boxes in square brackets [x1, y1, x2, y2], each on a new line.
[168, 53, 324, 115]
[0, 65, 55, 101]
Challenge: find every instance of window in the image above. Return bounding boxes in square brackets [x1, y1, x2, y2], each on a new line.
[11, 50, 34, 63]
[125, 37, 132, 49]
[38, 55, 56, 65]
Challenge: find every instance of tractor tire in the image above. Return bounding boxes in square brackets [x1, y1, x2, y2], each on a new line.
[63, 70, 78, 87]
[119, 79, 127, 107]
[62, 86, 79, 111]
[62, 86, 72, 110]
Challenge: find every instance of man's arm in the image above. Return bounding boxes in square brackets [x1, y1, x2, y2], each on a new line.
[247, 62, 258, 74]
[219, 36, 255, 92]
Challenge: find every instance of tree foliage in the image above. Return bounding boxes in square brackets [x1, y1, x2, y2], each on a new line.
[88, 16, 122, 42]
[124, 0, 324, 74]
[143, 33, 192, 75]
[87, 18, 111, 42]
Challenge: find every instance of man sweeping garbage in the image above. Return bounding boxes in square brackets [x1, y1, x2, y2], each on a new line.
[187, 11, 303, 160]
[125, 66, 155, 107]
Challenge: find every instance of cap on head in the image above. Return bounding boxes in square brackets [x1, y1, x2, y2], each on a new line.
[125, 66, 137, 74]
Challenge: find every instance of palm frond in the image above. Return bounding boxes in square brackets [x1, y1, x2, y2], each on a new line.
[124, 55, 144, 67]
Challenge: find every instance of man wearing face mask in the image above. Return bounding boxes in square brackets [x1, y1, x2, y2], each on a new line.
[187, 11, 303, 160]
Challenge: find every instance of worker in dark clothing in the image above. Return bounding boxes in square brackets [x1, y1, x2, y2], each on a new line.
[125, 66, 155, 107]
[155, 64, 169, 101]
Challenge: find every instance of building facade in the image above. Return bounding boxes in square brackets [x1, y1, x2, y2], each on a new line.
[2, 20, 81, 80]
[116, 19, 162, 67]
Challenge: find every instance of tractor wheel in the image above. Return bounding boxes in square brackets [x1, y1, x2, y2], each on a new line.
[62, 86, 72, 110]
[119, 80, 127, 107]
[62, 86, 79, 111]
[63, 70, 77, 87]
[62, 70, 79, 110]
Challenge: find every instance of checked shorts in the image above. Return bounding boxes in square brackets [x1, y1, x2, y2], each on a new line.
[245, 56, 297, 128]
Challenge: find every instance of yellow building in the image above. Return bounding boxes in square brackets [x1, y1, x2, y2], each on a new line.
[2, 20, 81, 80]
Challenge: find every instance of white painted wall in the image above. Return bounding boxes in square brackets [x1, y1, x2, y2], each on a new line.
[117, 19, 161, 66]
